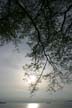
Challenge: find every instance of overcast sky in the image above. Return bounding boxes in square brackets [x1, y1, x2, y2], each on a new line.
[0, 42, 72, 102]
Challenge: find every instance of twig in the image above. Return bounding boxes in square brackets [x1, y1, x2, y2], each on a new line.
[60, 4, 72, 32]
[31, 59, 47, 93]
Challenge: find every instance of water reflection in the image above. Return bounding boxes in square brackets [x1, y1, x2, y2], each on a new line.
[27, 103, 39, 108]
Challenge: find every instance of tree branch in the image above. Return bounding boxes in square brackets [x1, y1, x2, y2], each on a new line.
[31, 59, 47, 93]
[60, 4, 72, 32]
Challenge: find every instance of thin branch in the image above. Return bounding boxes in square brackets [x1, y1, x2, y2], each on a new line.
[61, 12, 66, 32]
[60, 4, 72, 32]
[65, 21, 72, 34]
[65, 4, 72, 13]
[17, 1, 41, 41]
[31, 59, 47, 93]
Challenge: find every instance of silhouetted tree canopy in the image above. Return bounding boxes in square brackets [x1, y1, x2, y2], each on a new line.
[0, 0, 72, 93]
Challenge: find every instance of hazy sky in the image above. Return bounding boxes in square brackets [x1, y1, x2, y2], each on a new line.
[0, 41, 72, 102]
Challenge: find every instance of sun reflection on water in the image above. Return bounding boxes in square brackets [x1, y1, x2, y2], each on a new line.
[27, 103, 39, 108]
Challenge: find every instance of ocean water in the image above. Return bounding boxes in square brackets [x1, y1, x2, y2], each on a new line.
[0, 102, 72, 108]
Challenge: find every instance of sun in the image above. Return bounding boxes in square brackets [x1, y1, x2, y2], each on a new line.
[27, 75, 37, 84]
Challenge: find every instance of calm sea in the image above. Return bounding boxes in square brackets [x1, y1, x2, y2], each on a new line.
[0, 102, 72, 108]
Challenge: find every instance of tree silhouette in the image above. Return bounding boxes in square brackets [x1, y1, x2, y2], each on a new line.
[0, 0, 72, 93]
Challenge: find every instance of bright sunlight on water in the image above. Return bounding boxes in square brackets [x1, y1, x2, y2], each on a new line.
[27, 103, 39, 108]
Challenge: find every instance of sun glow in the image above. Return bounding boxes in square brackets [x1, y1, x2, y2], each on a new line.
[27, 75, 37, 84]
[27, 103, 39, 108]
